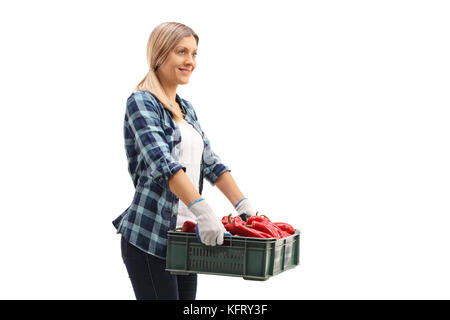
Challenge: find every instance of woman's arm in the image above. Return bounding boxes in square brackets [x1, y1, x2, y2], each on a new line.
[214, 171, 245, 207]
[168, 168, 203, 207]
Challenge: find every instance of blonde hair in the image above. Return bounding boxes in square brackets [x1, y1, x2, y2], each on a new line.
[134, 22, 199, 121]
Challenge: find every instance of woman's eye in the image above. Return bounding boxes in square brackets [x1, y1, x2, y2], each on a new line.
[179, 50, 197, 57]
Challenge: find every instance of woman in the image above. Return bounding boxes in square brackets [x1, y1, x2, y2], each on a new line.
[112, 22, 258, 300]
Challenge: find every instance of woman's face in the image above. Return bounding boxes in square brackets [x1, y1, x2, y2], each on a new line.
[158, 35, 197, 87]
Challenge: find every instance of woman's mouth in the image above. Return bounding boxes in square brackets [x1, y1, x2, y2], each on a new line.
[178, 68, 191, 75]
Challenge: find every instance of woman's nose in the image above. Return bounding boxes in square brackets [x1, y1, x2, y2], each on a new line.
[185, 57, 195, 67]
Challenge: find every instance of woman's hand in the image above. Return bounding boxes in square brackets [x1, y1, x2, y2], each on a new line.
[234, 198, 257, 221]
[188, 198, 227, 246]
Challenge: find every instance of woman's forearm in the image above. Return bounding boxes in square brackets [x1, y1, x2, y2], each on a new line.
[214, 171, 245, 207]
[168, 169, 202, 207]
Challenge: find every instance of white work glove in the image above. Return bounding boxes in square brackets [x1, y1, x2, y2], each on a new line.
[234, 198, 257, 221]
[188, 198, 227, 246]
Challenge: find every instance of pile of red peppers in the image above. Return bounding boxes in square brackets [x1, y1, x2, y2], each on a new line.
[177, 212, 295, 239]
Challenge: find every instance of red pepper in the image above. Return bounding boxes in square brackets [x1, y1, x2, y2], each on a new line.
[281, 230, 292, 238]
[232, 215, 243, 225]
[181, 220, 196, 233]
[222, 214, 231, 226]
[224, 214, 244, 234]
[247, 212, 271, 225]
[224, 215, 270, 238]
[233, 223, 272, 238]
[273, 222, 295, 235]
[249, 220, 282, 239]
[223, 213, 243, 226]
[270, 223, 288, 238]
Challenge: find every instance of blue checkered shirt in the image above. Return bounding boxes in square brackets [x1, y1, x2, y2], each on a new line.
[112, 90, 231, 259]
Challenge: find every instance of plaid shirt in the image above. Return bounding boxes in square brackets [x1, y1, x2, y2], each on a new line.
[112, 90, 231, 259]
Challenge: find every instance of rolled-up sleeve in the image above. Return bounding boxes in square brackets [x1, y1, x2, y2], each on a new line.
[126, 94, 186, 188]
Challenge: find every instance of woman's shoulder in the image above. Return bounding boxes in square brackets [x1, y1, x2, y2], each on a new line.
[128, 90, 160, 106]
[126, 90, 163, 117]
[129, 89, 155, 100]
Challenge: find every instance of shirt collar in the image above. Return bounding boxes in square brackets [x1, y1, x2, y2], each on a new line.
[175, 93, 187, 115]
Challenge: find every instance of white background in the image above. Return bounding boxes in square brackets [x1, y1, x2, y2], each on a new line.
[0, 0, 449, 300]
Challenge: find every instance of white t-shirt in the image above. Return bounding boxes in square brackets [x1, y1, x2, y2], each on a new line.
[175, 118, 204, 228]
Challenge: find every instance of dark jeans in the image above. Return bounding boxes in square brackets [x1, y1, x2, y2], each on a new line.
[120, 236, 197, 300]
